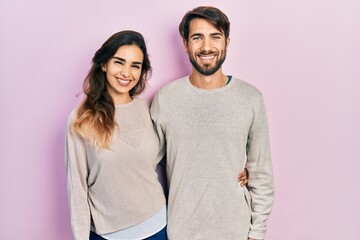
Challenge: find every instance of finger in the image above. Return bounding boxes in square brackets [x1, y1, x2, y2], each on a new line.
[239, 181, 246, 187]
[240, 179, 247, 186]
[239, 177, 248, 186]
[238, 171, 246, 179]
[239, 177, 247, 185]
[238, 175, 245, 181]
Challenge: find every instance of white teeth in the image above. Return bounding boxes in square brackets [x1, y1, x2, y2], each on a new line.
[117, 78, 131, 84]
[200, 55, 214, 60]
[119, 79, 130, 83]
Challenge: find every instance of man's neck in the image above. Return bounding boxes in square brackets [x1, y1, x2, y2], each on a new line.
[189, 69, 227, 89]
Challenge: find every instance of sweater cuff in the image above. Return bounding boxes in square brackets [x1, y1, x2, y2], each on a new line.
[248, 229, 265, 240]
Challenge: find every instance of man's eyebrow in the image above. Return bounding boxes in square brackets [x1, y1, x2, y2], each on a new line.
[112, 57, 142, 65]
[190, 32, 224, 38]
[190, 33, 203, 38]
[210, 32, 223, 37]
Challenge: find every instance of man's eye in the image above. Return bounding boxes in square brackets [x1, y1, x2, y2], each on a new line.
[114, 61, 123, 65]
[132, 65, 140, 69]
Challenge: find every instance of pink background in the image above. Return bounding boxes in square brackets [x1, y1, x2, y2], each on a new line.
[1, 0, 359, 239]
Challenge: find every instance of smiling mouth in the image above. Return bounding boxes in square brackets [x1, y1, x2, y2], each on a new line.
[116, 78, 132, 86]
[200, 54, 215, 60]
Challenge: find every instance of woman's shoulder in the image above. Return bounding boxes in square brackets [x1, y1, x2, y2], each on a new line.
[133, 97, 151, 109]
[66, 106, 82, 130]
[67, 107, 79, 122]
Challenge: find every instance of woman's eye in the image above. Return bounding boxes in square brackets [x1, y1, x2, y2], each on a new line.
[114, 61, 123, 65]
[132, 65, 140, 69]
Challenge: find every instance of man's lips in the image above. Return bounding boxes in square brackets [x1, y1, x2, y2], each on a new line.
[199, 54, 215, 61]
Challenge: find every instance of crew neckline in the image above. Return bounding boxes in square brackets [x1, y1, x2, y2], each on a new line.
[115, 97, 137, 107]
[186, 75, 233, 92]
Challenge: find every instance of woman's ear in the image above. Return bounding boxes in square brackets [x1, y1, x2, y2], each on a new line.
[101, 64, 107, 72]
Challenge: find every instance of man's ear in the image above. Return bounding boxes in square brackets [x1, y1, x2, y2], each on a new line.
[183, 39, 189, 54]
[226, 37, 230, 49]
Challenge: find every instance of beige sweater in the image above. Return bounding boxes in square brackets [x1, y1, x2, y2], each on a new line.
[65, 98, 166, 240]
[150, 76, 274, 240]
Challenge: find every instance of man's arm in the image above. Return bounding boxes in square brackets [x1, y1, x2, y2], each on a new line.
[150, 91, 167, 164]
[246, 95, 274, 240]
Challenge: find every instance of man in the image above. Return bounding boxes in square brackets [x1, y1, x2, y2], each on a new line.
[151, 6, 274, 240]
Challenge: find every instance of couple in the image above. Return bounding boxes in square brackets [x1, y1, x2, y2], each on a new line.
[66, 6, 274, 240]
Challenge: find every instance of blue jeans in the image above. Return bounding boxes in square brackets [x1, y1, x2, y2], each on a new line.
[89, 226, 167, 240]
[144, 226, 167, 240]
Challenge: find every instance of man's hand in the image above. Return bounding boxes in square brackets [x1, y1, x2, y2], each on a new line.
[238, 167, 248, 187]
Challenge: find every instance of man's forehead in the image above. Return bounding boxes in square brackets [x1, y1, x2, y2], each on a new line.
[189, 18, 223, 34]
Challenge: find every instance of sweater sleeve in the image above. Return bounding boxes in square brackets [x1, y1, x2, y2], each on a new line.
[150, 92, 167, 165]
[65, 114, 91, 240]
[246, 95, 274, 240]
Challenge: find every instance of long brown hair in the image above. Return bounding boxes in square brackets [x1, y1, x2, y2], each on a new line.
[73, 30, 152, 148]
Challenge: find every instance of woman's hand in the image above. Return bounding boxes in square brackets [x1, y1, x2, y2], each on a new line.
[238, 167, 248, 187]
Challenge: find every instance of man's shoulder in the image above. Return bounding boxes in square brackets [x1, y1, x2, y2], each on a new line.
[157, 76, 189, 95]
[232, 77, 263, 97]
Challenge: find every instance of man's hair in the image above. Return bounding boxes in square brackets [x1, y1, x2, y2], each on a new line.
[179, 6, 230, 42]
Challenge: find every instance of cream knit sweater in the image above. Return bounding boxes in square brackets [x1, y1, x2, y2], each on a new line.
[66, 98, 166, 240]
[151, 76, 274, 240]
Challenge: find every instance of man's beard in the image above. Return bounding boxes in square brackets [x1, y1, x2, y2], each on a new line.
[189, 50, 226, 76]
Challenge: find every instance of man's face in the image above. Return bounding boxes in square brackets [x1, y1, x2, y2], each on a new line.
[184, 18, 229, 76]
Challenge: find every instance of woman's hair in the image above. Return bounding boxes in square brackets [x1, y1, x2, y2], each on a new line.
[73, 30, 152, 148]
[179, 6, 230, 42]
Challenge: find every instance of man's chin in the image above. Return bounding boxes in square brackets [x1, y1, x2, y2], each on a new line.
[199, 65, 215, 73]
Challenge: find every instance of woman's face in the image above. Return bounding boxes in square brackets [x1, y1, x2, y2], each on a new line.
[102, 44, 143, 104]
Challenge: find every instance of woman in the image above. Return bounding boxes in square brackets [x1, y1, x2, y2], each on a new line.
[65, 30, 248, 240]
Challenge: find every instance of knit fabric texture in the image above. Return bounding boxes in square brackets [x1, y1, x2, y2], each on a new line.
[150, 76, 274, 240]
[66, 98, 166, 240]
